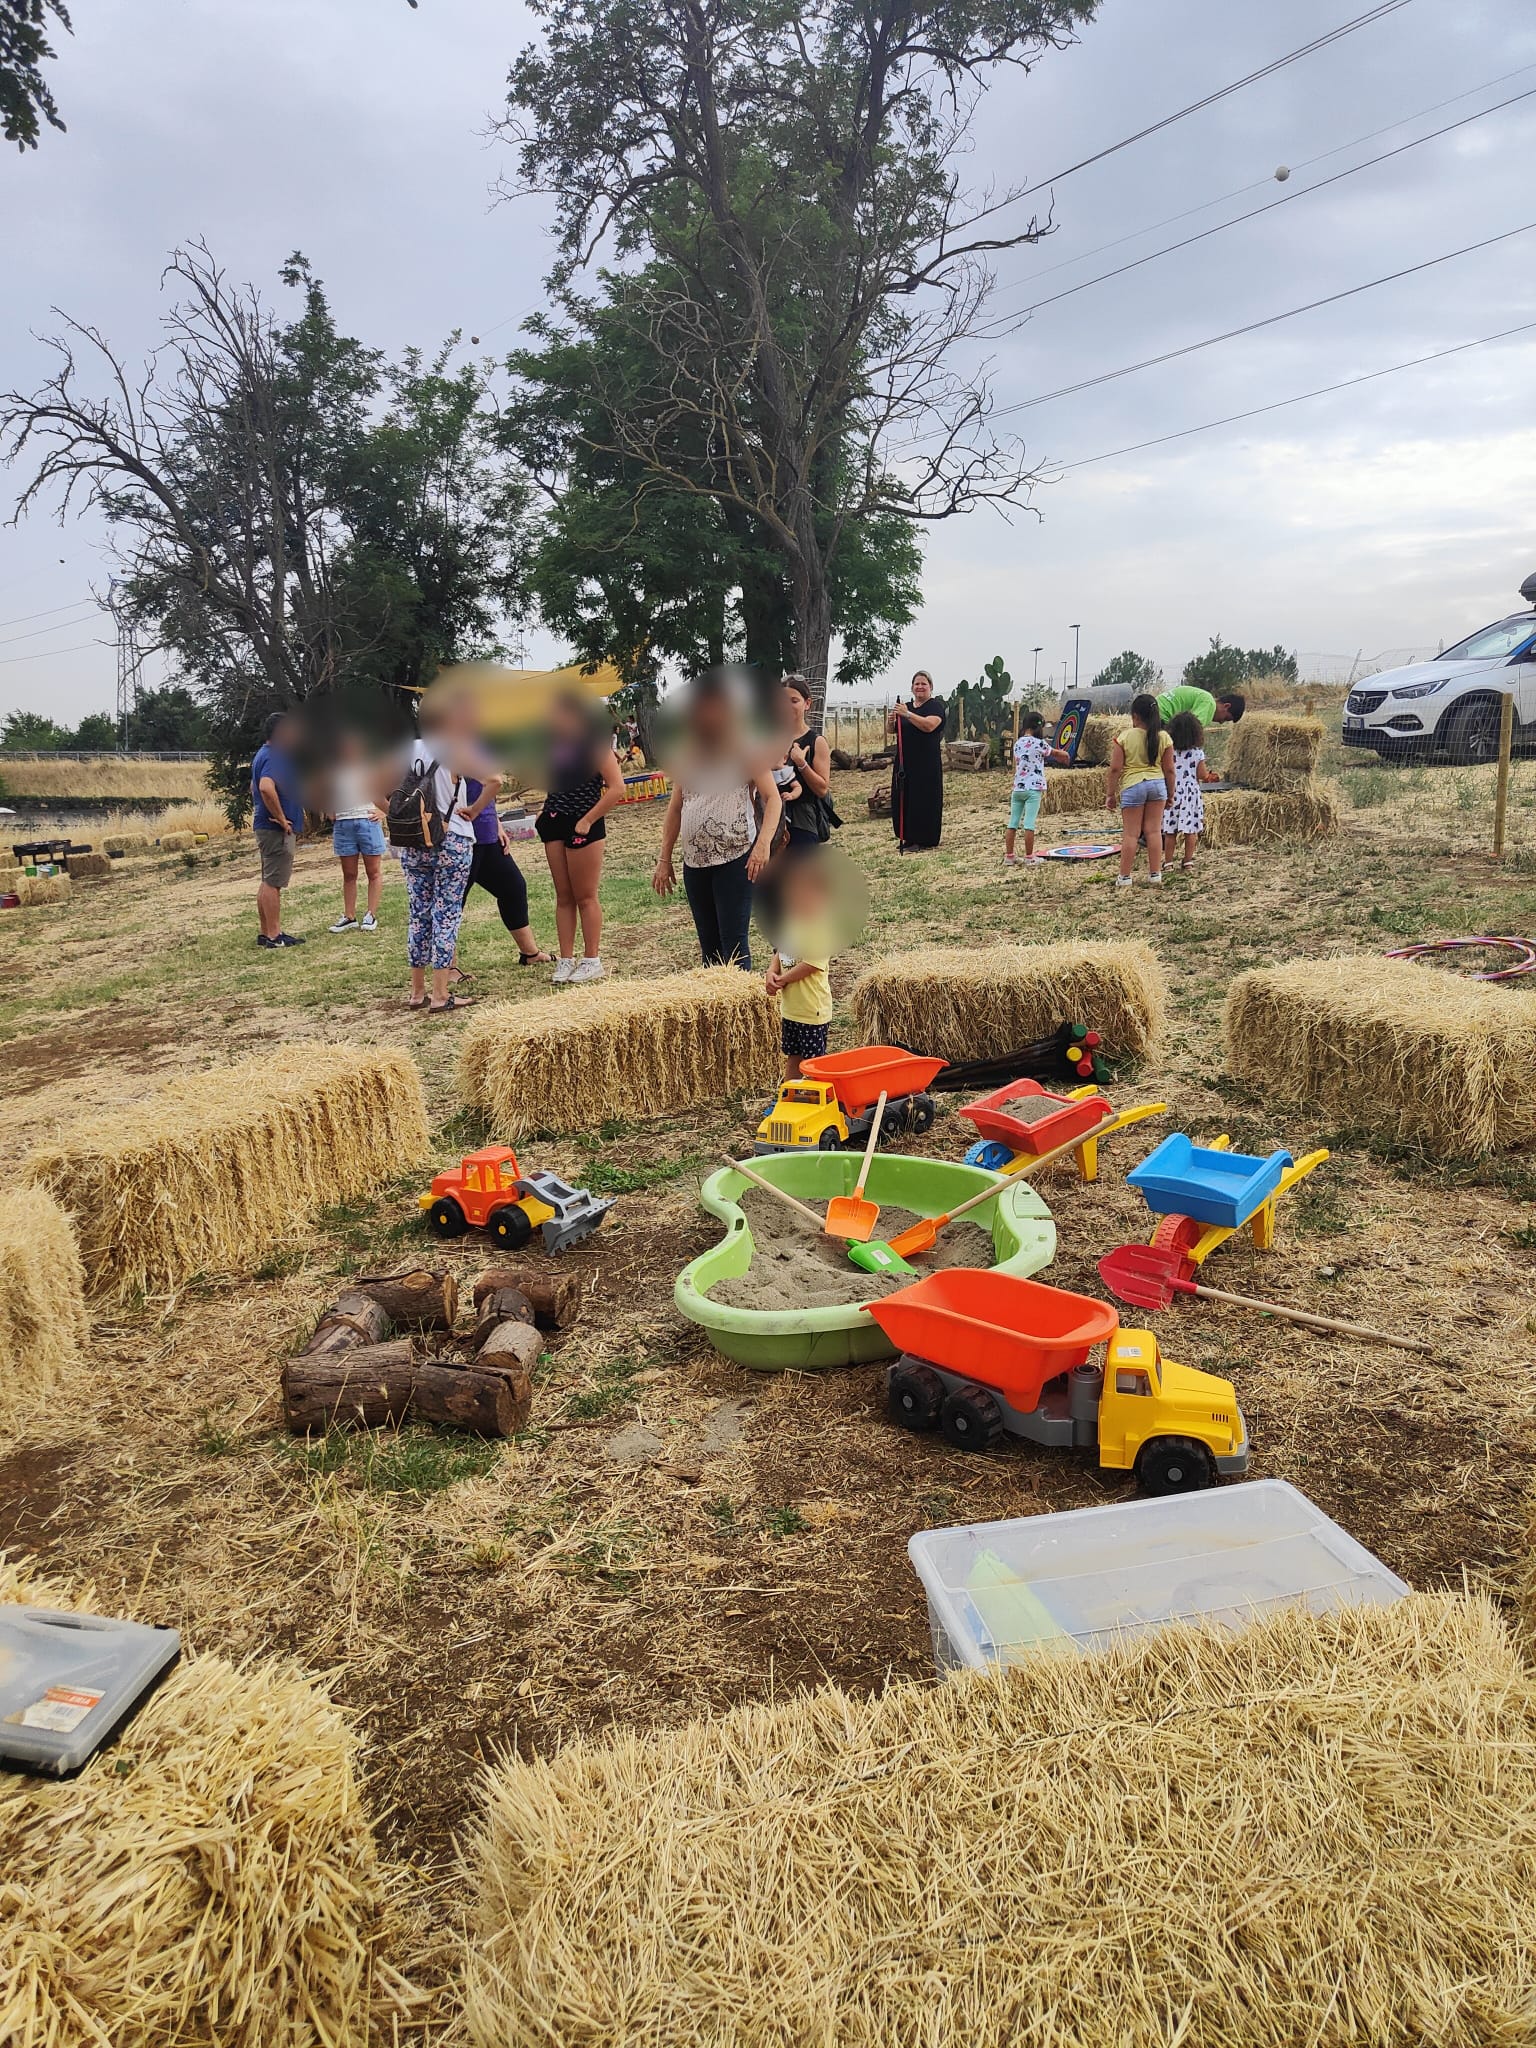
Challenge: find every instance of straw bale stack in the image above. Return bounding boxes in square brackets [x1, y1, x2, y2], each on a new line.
[14, 871, 72, 907]
[1202, 782, 1341, 848]
[1075, 710, 1121, 766]
[459, 968, 779, 1138]
[157, 830, 196, 853]
[0, 1185, 88, 1442]
[26, 1045, 430, 1298]
[103, 830, 153, 856]
[1039, 765, 1109, 816]
[850, 940, 1165, 1063]
[0, 1556, 388, 2048]
[65, 851, 112, 881]
[1226, 712, 1323, 792]
[1224, 954, 1536, 1157]
[463, 1593, 1536, 2048]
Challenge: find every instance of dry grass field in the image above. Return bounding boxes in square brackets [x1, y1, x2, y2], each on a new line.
[4, 711, 1536, 2027]
[0, 754, 214, 803]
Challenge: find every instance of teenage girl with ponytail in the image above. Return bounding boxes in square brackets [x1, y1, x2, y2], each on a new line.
[1105, 693, 1176, 886]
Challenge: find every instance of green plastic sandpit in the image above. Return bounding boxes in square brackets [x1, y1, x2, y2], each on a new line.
[675, 1152, 1055, 1372]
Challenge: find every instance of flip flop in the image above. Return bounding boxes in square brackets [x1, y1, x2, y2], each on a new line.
[427, 994, 476, 1015]
[406, 995, 429, 1010]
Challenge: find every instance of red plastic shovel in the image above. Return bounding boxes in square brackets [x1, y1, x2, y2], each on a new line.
[1096, 1244, 1430, 1353]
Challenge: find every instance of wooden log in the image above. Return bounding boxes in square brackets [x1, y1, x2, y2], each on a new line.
[471, 1266, 581, 1328]
[350, 1266, 458, 1330]
[477, 1318, 544, 1374]
[468, 1286, 535, 1351]
[409, 1360, 528, 1436]
[282, 1337, 416, 1433]
[294, 1291, 392, 1364]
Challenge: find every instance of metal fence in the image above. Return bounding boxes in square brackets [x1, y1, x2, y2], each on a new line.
[0, 749, 210, 762]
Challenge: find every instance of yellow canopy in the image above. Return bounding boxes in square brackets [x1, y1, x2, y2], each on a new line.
[423, 659, 621, 720]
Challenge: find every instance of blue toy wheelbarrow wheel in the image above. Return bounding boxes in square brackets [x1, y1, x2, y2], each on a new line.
[963, 1139, 1015, 1171]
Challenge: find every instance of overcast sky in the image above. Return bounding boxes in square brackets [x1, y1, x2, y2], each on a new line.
[2, 0, 1535, 724]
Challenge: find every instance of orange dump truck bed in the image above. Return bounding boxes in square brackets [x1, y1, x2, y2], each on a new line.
[863, 1269, 1119, 1410]
[799, 1045, 947, 1113]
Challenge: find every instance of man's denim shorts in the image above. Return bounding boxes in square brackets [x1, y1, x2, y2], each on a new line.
[332, 816, 386, 858]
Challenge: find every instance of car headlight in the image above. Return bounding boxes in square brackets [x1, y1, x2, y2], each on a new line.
[1391, 678, 1449, 699]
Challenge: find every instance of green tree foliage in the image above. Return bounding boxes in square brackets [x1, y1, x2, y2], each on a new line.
[71, 710, 118, 749]
[126, 684, 210, 750]
[1, 243, 527, 813]
[1182, 637, 1297, 693]
[2, 0, 70, 151]
[0, 706, 67, 749]
[495, 0, 1096, 704]
[1090, 650, 1162, 694]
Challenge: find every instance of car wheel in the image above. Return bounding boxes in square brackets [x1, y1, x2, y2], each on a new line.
[1444, 698, 1503, 766]
[939, 1383, 1006, 1452]
[426, 1196, 467, 1239]
[887, 1361, 944, 1430]
[1136, 1436, 1216, 1495]
[488, 1203, 534, 1250]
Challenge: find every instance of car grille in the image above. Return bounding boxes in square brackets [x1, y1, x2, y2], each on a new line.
[769, 1120, 797, 1145]
[1346, 689, 1387, 715]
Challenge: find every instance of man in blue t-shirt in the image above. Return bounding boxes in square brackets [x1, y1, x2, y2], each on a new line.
[250, 709, 306, 949]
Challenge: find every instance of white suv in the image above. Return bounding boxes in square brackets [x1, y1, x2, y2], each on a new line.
[1343, 575, 1536, 764]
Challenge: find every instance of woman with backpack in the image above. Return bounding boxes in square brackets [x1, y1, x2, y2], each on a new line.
[389, 689, 491, 1015]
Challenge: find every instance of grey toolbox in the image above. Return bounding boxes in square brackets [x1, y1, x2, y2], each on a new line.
[1, 1606, 180, 1775]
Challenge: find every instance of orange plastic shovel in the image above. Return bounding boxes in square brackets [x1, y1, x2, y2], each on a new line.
[824, 1090, 887, 1243]
[884, 1172, 1007, 1259]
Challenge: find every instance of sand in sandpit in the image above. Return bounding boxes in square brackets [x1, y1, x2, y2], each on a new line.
[708, 1189, 994, 1310]
[991, 1091, 1101, 1127]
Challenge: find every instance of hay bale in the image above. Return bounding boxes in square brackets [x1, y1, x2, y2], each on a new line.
[1226, 711, 1323, 791]
[0, 1555, 387, 2048]
[850, 940, 1165, 1063]
[157, 830, 196, 853]
[1201, 781, 1341, 848]
[102, 831, 152, 856]
[1224, 955, 1536, 1157]
[1075, 710, 1122, 766]
[459, 967, 779, 1139]
[14, 871, 72, 907]
[65, 850, 112, 881]
[26, 1045, 430, 1298]
[1040, 765, 1109, 817]
[463, 1592, 1536, 2048]
[0, 1186, 88, 1442]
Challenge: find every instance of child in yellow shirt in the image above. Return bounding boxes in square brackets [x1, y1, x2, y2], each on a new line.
[765, 855, 835, 1077]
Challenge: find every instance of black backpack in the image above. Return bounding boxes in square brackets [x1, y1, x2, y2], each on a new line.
[385, 750, 449, 850]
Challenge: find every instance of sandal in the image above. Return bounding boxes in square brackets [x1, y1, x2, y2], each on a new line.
[406, 995, 429, 1010]
[518, 949, 553, 966]
[426, 993, 476, 1015]
[447, 967, 474, 986]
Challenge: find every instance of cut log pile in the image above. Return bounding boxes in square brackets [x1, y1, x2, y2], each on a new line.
[280, 1263, 584, 1440]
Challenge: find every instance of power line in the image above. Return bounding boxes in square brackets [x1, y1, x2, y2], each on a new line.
[999, 83, 1536, 321]
[994, 219, 1536, 416]
[0, 597, 96, 632]
[0, 606, 99, 649]
[1049, 319, 1536, 471]
[1005, 59, 1536, 294]
[0, 638, 104, 666]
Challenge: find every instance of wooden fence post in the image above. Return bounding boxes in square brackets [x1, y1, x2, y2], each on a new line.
[1493, 690, 1515, 861]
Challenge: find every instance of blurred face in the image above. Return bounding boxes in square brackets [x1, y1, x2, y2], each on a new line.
[782, 683, 811, 730]
[689, 689, 732, 749]
[911, 673, 933, 705]
[549, 695, 586, 745]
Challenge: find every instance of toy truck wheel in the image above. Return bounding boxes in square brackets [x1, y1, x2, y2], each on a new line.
[1135, 1436, 1217, 1495]
[887, 1361, 944, 1430]
[488, 1203, 534, 1250]
[818, 1127, 843, 1151]
[426, 1196, 467, 1239]
[939, 1384, 1005, 1452]
[907, 1093, 936, 1136]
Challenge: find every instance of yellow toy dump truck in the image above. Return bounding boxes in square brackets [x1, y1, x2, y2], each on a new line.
[754, 1046, 946, 1153]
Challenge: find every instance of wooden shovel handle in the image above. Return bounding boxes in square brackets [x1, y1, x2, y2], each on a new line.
[852, 1091, 887, 1198]
[1188, 1279, 1430, 1353]
[719, 1157, 824, 1230]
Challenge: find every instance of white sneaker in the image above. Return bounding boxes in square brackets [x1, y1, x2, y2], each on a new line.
[569, 956, 606, 984]
[1147, 872, 1164, 885]
[552, 956, 577, 984]
[360, 911, 378, 931]
[329, 915, 358, 933]
[1004, 854, 1017, 867]
[1115, 875, 1133, 888]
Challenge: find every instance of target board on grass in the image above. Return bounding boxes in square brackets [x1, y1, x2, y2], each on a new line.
[1042, 842, 1119, 861]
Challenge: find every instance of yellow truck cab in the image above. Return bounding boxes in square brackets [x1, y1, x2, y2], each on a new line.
[755, 1081, 850, 1154]
[1095, 1330, 1249, 1490]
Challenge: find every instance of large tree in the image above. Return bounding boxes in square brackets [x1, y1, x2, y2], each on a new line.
[495, 0, 1096, 710]
[2, 0, 70, 151]
[1, 243, 527, 807]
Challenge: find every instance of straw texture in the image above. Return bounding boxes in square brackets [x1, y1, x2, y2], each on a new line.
[850, 940, 1166, 1062]
[1224, 954, 1536, 1156]
[13, 873, 71, 907]
[463, 1593, 1536, 2048]
[102, 831, 152, 857]
[64, 852, 112, 881]
[459, 968, 780, 1138]
[1226, 712, 1324, 792]
[26, 1045, 430, 1297]
[0, 1557, 387, 2048]
[157, 830, 196, 853]
[1074, 711, 1121, 766]
[1040, 765, 1109, 816]
[1201, 783, 1340, 848]
[0, 1187, 88, 1442]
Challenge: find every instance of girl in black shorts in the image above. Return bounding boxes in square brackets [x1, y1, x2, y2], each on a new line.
[536, 692, 626, 984]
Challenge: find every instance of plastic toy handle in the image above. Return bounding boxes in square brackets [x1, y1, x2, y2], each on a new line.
[852, 1091, 887, 1200]
[718, 1156, 825, 1230]
[1178, 1275, 1431, 1352]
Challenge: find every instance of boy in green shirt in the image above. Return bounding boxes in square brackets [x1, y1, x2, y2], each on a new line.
[1156, 684, 1246, 728]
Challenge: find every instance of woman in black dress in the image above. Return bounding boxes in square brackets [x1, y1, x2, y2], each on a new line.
[890, 669, 947, 851]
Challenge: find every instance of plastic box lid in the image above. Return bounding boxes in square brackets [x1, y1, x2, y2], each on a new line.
[0, 1608, 180, 1775]
[907, 1481, 1408, 1667]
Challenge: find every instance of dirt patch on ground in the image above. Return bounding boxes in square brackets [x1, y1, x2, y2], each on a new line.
[0, 1006, 190, 1091]
[707, 1190, 992, 1307]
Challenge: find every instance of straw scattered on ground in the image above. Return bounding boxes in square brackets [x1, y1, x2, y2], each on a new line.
[0, 1186, 87, 1443]
[1201, 782, 1341, 848]
[462, 1592, 1536, 2048]
[851, 939, 1166, 1062]
[1224, 953, 1536, 1156]
[459, 967, 780, 1139]
[25, 1045, 430, 1298]
[1227, 712, 1324, 792]
[0, 1554, 393, 2048]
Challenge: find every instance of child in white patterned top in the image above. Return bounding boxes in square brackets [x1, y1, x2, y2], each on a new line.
[1005, 710, 1071, 867]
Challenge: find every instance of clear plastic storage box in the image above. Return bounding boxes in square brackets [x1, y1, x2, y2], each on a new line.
[907, 1480, 1408, 1673]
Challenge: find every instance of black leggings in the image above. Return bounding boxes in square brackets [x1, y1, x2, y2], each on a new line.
[466, 839, 530, 934]
[682, 853, 754, 970]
